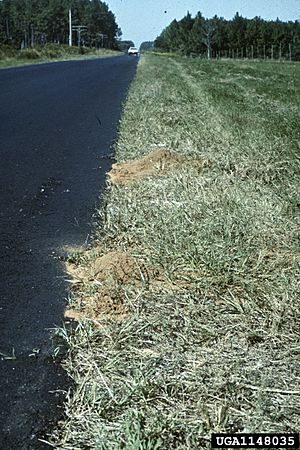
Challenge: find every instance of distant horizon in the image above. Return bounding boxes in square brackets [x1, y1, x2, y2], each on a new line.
[106, 0, 299, 48]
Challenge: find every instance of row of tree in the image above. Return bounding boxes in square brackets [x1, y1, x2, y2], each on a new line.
[155, 12, 300, 60]
[117, 41, 154, 53]
[139, 41, 154, 52]
[118, 40, 134, 52]
[0, 0, 121, 49]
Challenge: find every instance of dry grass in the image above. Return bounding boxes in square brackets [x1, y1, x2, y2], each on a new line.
[48, 54, 300, 449]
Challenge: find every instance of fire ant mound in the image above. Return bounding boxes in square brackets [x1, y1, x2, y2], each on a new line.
[64, 251, 147, 322]
[108, 149, 205, 185]
[88, 286, 128, 319]
[90, 251, 147, 285]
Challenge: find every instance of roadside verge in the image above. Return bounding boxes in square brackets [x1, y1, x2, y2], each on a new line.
[0, 44, 122, 69]
[49, 53, 300, 448]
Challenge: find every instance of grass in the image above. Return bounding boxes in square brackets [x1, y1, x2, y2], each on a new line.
[49, 54, 300, 449]
[0, 44, 122, 69]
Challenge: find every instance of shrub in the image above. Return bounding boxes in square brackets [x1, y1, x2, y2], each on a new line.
[79, 46, 89, 55]
[0, 44, 18, 59]
[41, 43, 62, 58]
[18, 48, 41, 59]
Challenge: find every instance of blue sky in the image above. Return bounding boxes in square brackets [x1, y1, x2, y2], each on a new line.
[106, 0, 300, 48]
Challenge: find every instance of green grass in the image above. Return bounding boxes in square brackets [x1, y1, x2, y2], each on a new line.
[0, 44, 122, 68]
[49, 55, 300, 449]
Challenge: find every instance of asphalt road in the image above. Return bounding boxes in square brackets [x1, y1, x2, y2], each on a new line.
[0, 55, 137, 449]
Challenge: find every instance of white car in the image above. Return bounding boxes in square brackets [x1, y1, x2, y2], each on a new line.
[128, 46, 139, 56]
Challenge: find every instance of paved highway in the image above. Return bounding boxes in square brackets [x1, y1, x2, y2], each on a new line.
[0, 55, 137, 449]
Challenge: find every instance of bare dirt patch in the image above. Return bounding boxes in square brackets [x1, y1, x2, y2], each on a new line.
[108, 148, 205, 185]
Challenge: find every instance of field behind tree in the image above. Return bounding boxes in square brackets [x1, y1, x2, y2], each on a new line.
[50, 55, 300, 449]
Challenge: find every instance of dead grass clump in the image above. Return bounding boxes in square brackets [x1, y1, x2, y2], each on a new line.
[64, 308, 85, 322]
[108, 148, 204, 185]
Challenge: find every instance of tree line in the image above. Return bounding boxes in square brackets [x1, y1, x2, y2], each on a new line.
[118, 41, 154, 53]
[155, 12, 300, 60]
[118, 40, 134, 52]
[140, 41, 154, 52]
[0, 0, 121, 49]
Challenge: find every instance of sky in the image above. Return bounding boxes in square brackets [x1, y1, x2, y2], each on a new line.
[106, 0, 300, 48]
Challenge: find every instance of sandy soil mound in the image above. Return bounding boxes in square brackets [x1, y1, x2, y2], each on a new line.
[108, 149, 204, 185]
[64, 251, 147, 322]
[64, 250, 195, 323]
[90, 251, 147, 284]
[65, 290, 128, 322]
[90, 286, 128, 318]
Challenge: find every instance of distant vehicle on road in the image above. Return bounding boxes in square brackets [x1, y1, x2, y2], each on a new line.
[128, 46, 139, 56]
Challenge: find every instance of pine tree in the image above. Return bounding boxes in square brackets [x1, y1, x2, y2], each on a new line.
[0, 0, 120, 48]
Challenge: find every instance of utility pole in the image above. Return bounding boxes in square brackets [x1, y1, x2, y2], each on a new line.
[289, 43, 292, 61]
[72, 25, 87, 47]
[69, 9, 72, 47]
[98, 33, 108, 48]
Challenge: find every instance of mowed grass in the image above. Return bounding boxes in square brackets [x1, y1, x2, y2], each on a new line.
[50, 54, 300, 449]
